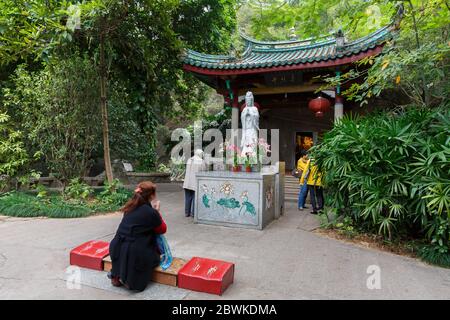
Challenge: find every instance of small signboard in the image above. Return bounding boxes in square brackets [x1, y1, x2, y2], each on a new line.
[123, 162, 133, 172]
[264, 71, 303, 87]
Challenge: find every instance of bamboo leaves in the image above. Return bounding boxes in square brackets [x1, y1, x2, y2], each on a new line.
[311, 105, 450, 261]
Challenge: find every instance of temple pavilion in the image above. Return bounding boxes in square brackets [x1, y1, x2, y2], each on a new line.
[182, 18, 401, 170]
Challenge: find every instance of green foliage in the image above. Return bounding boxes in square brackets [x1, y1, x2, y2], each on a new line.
[0, 0, 70, 64]
[0, 192, 92, 218]
[0, 0, 237, 181]
[0, 110, 28, 177]
[64, 178, 94, 201]
[157, 163, 171, 174]
[16, 170, 41, 188]
[321, 0, 450, 107]
[35, 184, 48, 199]
[106, 80, 156, 166]
[101, 178, 122, 195]
[97, 189, 131, 208]
[3, 56, 101, 181]
[0, 182, 132, 218]
[418, 244, 450, 268]
[240, 1, 449, 108]
[240, 0, 393, 41]
[75, 0, 237, 168]
[319, 208, 358, 238]
[311, 105, 450, 266]
[97, 178, 132, 207]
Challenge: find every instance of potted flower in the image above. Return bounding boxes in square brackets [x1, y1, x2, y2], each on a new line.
[244, 153, 252, 172]
[225, 143, 241, 172]
[233, 151, 241, 172]
[255, 138, 271, 171]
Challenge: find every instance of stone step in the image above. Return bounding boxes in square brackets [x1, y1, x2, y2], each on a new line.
[103, 256, 187, 287]
[285, 196, 297, 202]
[285, 196, 312, 204]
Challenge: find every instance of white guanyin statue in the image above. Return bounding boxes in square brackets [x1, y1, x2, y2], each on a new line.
[240, 91, 259, 156]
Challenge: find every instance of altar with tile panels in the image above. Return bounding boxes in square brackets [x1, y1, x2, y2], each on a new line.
[194, 171, 277, 230]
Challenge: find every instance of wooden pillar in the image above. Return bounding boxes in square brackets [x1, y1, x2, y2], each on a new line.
[225, 79, 239, 130]
[231, 89, 239, 130]
[334, 71, 344, 120]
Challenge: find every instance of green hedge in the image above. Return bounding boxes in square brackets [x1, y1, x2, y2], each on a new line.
[0, 188, 132, 218]
[312, 105, 450, 267]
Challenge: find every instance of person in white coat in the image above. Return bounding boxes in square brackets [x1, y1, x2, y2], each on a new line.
[183, 149, 207, 217]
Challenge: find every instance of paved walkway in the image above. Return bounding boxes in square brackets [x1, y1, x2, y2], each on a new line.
[0, 190, 449, 300]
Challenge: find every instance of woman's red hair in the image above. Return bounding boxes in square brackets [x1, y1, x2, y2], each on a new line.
[122, 181, 156, 214]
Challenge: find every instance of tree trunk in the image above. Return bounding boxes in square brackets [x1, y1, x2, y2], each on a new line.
[408, 0, 429, 106]
[99, 34, 113, 183]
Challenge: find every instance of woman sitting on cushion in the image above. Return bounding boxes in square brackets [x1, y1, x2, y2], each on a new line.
[109, 181, 167, 291]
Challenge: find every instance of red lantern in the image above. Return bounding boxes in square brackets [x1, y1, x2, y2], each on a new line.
[308, 96, 330, 117]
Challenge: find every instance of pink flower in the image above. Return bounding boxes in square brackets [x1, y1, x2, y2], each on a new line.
[257, 138, 271, 153]
[226, 144, 240, 153]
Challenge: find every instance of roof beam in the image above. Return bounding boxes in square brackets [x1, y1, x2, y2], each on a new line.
[238, 84, 324, 96]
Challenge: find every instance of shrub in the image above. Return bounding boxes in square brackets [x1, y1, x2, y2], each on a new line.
[0, 111, 29, 190]
[312, 105, 450, 267]
[0, 185, 131, 218]
[3, 57, 101, 182]
[97, 179, 132, 207]
[0, 192, 91, 218]
[64, 178, 93, 201]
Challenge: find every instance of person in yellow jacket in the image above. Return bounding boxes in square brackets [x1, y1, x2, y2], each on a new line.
[296, 150, 309, 210]
[300, 158, 323, 214]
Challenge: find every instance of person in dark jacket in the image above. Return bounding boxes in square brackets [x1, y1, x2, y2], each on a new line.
[109, 181, 167, 292]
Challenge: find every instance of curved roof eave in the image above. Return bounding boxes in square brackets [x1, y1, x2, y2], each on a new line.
[183, 17, 400, 75]
[183, 45, 384, 77]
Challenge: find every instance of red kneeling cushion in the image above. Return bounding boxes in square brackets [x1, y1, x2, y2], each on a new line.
[178, 257, 234, 295]
[70, 240, 110, 271]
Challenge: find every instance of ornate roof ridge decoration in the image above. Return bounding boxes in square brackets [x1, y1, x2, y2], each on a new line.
[183, 7, 403, 74]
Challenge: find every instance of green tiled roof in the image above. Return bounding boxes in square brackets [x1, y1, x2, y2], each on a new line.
[183, 24, 396, 70]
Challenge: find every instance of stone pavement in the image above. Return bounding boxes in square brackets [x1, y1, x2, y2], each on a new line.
[0, 190, 449, 300]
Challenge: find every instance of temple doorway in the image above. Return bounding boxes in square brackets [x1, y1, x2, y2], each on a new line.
[295, 132, 314, 165]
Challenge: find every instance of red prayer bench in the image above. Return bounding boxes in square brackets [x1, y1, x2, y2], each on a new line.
[178, 257, 235, 295]
[70, 242, 235, 295]
[70, 240, 110, 271]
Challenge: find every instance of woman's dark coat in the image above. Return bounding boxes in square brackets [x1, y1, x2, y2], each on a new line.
[109, 203, 162, 291]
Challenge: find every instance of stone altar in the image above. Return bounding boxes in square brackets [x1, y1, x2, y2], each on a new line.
[194, 171, 277, 230]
